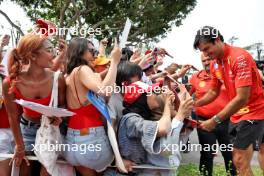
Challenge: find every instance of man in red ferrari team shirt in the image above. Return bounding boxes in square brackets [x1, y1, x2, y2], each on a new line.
[193, 26, 264, 176]
[189, 53, 236, 176]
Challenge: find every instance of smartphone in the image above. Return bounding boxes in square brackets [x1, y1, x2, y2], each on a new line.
[184, 118, 201, 128]
[116, 32, 121, 46]
[107, 37, 112, 48]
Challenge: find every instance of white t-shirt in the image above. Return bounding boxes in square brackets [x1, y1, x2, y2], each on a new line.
[107, 93, 124, 121]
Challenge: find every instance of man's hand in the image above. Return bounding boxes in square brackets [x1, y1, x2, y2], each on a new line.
[199, 118, 217, 132]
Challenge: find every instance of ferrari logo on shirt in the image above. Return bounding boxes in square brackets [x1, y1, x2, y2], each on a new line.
[237, 106, 250, 114]
[214, 63, 222, 80]
[199, 81, 206, 88]
[215, 70, 222, 79]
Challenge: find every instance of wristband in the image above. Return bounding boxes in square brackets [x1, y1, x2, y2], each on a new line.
[213, 115, 222, 124]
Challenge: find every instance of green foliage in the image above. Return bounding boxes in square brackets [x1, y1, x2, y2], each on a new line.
[10, 0, 196, 43]
[177, 164, 262, 176]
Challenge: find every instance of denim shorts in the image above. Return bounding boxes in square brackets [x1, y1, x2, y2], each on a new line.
[63, 126, 114, 172]
[20, 116, 40, 152]
[0, 129, 15, 161]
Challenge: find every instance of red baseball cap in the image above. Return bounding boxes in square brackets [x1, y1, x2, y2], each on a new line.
[123, 81, 161, 104]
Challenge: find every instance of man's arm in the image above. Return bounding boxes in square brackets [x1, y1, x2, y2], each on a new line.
[195, 86, 220, 107]
[200, 86, 250, 131]
[216, 86, 250, 121]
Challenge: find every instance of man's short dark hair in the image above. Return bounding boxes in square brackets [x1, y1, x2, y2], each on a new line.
[193, 26, 224, 50]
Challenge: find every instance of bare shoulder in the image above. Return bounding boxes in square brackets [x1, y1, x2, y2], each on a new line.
[78, 65, 96, 79]
[79, 65, 93, 74]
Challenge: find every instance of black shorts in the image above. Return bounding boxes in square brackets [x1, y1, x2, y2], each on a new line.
[229, 120, 264, 150]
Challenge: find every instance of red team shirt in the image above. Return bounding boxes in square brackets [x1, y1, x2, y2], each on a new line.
[190, 70, 229, 118]
[210, 44, 264, 123]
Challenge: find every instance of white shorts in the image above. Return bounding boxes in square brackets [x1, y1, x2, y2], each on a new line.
[0, 129, 14, 161]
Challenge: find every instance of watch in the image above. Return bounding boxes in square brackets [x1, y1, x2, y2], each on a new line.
[213, 115, 222, 124]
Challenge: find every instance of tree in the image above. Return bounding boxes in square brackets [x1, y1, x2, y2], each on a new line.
[228, 36, 238, 46]
[0, 9, 23, 46]
[8, 0, 196, 44]
[244, 42, 263, 61]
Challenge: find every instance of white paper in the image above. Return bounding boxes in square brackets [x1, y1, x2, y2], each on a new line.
[120, 18, 132, 48]
[15, 99, 75, 117]
[107, 121, 128, 173]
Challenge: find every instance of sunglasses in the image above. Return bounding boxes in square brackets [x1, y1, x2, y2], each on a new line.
[87, 48, 99, 57]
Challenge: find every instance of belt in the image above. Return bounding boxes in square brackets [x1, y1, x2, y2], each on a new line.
[20, 116, 41, 128]
[79, 128, 90, 136]
[67, 126, 104, 136]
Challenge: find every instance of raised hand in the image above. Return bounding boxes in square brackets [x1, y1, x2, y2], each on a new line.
[110, 38, 121, 64]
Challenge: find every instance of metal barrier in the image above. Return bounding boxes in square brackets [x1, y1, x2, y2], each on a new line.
[0, 153, 174, 176]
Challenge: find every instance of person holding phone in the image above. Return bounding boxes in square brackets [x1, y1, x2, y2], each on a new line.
[63, 37, 121, 175]
[112, 61, 193, 175]
[189, 53, 236, 176]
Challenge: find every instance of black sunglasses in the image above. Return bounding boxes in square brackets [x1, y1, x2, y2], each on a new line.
[87, 48, 99, 57]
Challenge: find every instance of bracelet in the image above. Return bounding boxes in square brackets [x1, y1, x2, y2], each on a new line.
[212, 115, 222, 124]
[15, 145, 25, 153]
[15, 148, 25, 154]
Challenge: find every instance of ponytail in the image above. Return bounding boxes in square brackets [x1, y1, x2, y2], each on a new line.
[8, 48, 22, 93]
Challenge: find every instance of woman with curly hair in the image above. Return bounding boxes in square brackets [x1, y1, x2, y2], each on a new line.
[3, 34, 66, 176]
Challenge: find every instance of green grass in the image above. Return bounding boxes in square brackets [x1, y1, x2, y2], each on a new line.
[177, 164, 262, 176]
